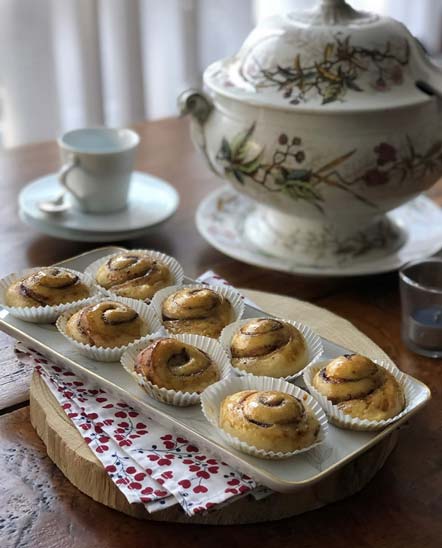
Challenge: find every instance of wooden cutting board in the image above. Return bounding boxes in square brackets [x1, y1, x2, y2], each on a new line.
[29, 289, 398, 525]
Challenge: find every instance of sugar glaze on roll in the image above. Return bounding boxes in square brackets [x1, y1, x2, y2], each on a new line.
[230, 318, 308, 377]
[135, 337, 220, 393]
[161, 287, 233, 338]
[313, 354, 405, 421]
[6, 268, 90, 308]
[65, 300, 146, 348]
[95, 251, 172, 301]
[219, 389, 320, 452]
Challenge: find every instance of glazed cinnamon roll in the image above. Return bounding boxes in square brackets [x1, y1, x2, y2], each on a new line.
[220, 390, 320, 452]
[95, 252, 172, 301]
[230, 318, 308, 377]
[5, 268, 90, 308]
[135, 338, 220, 392]
[161, 287, 233, 338]
[313, 354, 405, 421]
[65, 300, 146, 348]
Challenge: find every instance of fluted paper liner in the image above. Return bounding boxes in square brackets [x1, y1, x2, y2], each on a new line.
[201, 376, 328, 460]
[56, 296, 162, 362]
[121, 333, 232, 407]
[84, 249, 184, 302]
[303, 360, 416, 431]
[219, 317, 324, 382]
[0, 267, 100, 324]
[150, 283, 245, 339]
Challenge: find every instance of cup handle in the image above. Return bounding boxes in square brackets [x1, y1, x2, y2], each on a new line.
[58, 155, 81, 200]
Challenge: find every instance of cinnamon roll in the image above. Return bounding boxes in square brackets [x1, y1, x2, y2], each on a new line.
[312, 354, 405, 421]
[5, 268, 90, 308]
[95, 252, 172, 301]
[230, 318, 308, 377]
[135, 338, 220, 392]
[65, 300, 146, 348]
[161, 287, 233, 338]
[219, 390, 320, 452]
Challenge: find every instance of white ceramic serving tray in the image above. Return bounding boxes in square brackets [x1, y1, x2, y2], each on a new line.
[0, 247, 431, 493]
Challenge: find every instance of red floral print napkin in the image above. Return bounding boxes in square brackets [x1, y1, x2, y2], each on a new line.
[17, 342, 256, 516]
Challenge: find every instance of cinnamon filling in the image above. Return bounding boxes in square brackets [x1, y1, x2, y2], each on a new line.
[319, 368, 379, 403]
[230, 318, 295, 359]
[320, 368, 347, 384]
[40, 268, 79, 288]
[242, 392, 305, 426]
[108, 256, 157, 280]
[108, 255, 139, 270]
[167, 349, 189, 368]
[19, 269, 79, 305]
[102, 308, 138, 325]
[167, 348, 211, 377]
[19, 282, 49, 305]
[231, 342, 282, 358]
[241, 319, 284, 336]
[247, 419, 272, 428]
[259, 394, 284, 407]
[320, 367, 377, 385]
[163, 290, 221, 320]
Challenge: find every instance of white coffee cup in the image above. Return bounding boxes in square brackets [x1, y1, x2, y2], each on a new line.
[58, 127, 140, 213]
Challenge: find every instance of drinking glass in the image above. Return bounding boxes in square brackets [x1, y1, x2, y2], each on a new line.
[400, 258, 442, 358]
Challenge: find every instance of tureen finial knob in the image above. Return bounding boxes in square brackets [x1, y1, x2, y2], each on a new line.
[316, 0, 362, 24]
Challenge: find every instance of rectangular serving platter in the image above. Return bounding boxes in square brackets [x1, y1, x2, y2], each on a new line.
[0, 246, 431, 493]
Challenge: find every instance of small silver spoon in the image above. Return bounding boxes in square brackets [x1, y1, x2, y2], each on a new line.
[39, 192, 70, 214]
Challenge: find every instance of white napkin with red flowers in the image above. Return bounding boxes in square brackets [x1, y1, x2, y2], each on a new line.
[18, 343, 256, 516]
[15, 272, 271, 516]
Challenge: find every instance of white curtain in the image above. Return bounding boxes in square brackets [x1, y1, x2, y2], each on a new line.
[0, 0, 440, 148]
[0, 0, 253, 148]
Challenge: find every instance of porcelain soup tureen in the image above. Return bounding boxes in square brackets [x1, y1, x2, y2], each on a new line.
[180, 0, 442, 268]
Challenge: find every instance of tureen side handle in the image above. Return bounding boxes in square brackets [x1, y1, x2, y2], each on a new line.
[412, 42, 442, 104]
[177, 89, 221, 176]
[177, 89, 213, 125]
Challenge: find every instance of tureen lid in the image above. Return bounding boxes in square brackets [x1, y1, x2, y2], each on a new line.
[204, 0, 439, 112]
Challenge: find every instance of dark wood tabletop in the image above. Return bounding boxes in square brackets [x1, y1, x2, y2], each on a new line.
[0, 117, 441, 548]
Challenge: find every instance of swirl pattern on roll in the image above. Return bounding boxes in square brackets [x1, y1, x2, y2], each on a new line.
[135, 338, 220, 392]
[6, 268, 90, 307]
[219, 390, 320, 452]
[95, 252, 172, 301]
[65, 300, 145, 348]
[312, 354, 405, 421]
[162, 287, 233, 338]
[230, 318, 308, 377]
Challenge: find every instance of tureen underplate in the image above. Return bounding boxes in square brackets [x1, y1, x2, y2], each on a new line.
[196, 186, 442, 277]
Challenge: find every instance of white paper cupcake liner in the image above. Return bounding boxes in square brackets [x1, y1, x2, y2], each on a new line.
[150, 283, 245, 339]
[84, 249, 184, 302]
[121, 333, 232, 407]
[56, 295, 162, 362]
[219, 317, 324, 382]
[303, 359, 416, 431]
[200, 375, 328, 460]
[0, 267, 100, 324]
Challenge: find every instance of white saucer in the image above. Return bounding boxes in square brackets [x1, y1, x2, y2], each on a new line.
[196, 186, 442, 276]
[19, 171, 179, 240]
[18, 209, 163, 242]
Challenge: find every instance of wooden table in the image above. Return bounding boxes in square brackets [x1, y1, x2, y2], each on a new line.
[0, 117, 441, 548]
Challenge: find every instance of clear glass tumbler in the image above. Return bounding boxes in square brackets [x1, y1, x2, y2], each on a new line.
[400, 258, 442, 358]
